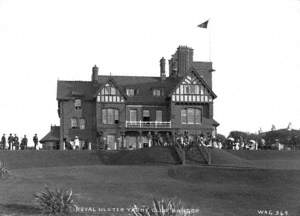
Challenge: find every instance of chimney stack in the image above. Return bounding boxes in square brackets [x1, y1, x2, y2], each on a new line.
[160, 57, 166, 80]
[92, 65, 98, 82]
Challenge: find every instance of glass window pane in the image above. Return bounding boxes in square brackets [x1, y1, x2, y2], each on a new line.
[181, 109, 187, 124]
[111, 87, 116, 95]
[115, 110, 119, 121]
[172, 95, 175, 101]
[74, 99, 81, 108]
[102, 110, 107, 124]
[71, 118, 77, 128]
[107, 109, 114, 124]
[190, 85, 196, 94]
[79, 118, 86, 129]
[195, 109, 201, 124]
[195, 85, 200, 94]
[97, 96, 100, 102]
[156, 110, 162, 122]
[104, 87, 109, 95]
[180, 85, 184, 94]
[187, 108, 194, 124]
[129, 110, 137, 121]
[200, 86, 204, 94]
[143, 110, 150, 117]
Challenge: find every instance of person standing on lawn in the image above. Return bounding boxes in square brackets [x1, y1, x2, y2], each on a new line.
[8, 134, 13, 150]
[1, 134, 6, 150]
[33, 134, 38, 150]
[21, 135, 28, 150]
[13, 134, 19, 150]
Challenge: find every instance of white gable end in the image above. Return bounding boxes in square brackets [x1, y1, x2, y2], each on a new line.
[172, 74, 213, 103]
[97, 83, 125, 103]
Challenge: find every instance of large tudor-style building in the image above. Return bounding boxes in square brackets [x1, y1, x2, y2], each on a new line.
[56, 46, 219, 150]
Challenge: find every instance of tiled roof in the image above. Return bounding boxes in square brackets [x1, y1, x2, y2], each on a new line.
[57, 81, 97, 100]
[40, 126, 60, 143]
[192, 61, 212, 74]
[56, 62, 215, 103]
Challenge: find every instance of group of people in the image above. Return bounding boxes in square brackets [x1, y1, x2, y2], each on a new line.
[227, 140, 258, 151]
[175, 134, 223, 150]
[0, 133, 39, 150]
[64, 136, 91, 150]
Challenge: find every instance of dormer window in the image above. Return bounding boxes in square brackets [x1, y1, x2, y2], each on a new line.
[153, 89, 163, 97]
[98, 83, 124, 103]
[74, 99, 82, 110]
[126, 88, 138, 96]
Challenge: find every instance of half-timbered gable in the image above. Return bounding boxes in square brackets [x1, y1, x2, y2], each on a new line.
[96, 80, 125, 103]
[171, 70, 216, 103]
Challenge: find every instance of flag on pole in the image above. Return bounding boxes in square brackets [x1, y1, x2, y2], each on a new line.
[198, 20, 209, 28]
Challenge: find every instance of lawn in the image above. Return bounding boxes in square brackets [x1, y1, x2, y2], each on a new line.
[0, 164, 300, 216]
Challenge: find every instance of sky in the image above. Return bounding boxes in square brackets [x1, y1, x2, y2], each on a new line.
[0, 0, 300, 145]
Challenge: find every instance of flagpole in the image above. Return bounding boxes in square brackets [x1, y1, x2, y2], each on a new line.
[208, 24, 211, 62]
[197, 19, 211, 61]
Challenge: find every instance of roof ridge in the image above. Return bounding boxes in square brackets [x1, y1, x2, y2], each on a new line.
[98, 75, 160, 78]
[58, 80, 92, 83]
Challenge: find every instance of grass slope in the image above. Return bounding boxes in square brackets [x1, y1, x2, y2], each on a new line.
[228, 150, 300, 160]
[210, 149, 253, 167]
[0, 165, 300, 216]
[0, 147, 180, 169]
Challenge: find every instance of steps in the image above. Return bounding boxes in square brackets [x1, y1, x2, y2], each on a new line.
[185, 145, 208, 164]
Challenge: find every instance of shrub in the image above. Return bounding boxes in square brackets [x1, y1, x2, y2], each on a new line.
[0, 161, 9, 179]
[34, 186, 76, 216]
[131, 198, 198, 216]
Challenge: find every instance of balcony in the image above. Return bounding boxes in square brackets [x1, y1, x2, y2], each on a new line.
[125, 121, 172, 129]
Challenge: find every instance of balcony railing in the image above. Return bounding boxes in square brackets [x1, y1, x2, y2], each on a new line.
[125, 121, 172, 129]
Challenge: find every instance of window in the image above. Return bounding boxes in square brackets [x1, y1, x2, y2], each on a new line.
[71, 118, 78, 128]
[187, 108, 194, 124]
[153, 89, 162, 96]
[79, 118, 86, 129]
[126, 88, 136, 96]
[181, 110, 187, 124]
[156, 110, 162, 122]
[102, 109, 119, 124]
[129, 110, 137, 121]
[180, 108, 201, 124]
[74, 99, 81, 110]
[98, 83, 124, 103]
[143, 110, 150, 121]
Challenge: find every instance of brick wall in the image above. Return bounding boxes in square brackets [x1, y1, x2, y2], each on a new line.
[60, 99, 97, 146]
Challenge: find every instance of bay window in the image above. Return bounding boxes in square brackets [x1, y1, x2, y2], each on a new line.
[181, 108, 201, 124]
[102, 108, 119, 124]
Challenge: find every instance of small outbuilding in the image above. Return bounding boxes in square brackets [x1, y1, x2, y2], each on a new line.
[40, 126, 60, 150]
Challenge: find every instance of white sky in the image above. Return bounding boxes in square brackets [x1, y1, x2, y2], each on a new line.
[0, 0, 300, 144]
